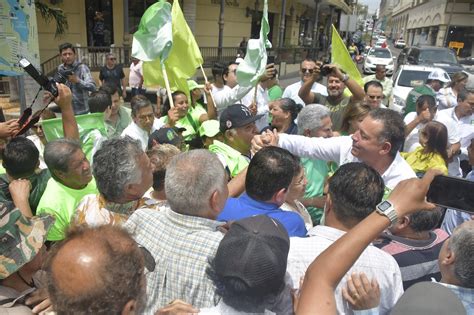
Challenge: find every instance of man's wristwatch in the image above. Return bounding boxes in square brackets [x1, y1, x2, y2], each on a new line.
[341, 74, 349, 82]
[375, 200, 398, 225]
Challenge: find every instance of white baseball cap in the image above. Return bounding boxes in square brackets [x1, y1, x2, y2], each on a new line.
[427, 69, 451, 83]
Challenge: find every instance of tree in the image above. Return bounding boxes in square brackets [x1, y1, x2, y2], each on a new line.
[35, 0, 68, 37]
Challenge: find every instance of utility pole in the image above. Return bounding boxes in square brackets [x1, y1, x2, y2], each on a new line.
[218, 0, 225, 59]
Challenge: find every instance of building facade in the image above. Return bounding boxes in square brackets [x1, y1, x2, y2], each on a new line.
[37, 0, 353, 64]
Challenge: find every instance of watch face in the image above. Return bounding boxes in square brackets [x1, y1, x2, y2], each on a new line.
[379, 201, 391, 211]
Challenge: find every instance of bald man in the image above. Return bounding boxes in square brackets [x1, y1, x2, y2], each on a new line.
[45, 225, 146, 314]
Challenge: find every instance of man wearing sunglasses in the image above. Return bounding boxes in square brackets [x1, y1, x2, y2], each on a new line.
[282, 58, 327, 106]
[99, 53, 127, 99]
[364, 80, 385, 109]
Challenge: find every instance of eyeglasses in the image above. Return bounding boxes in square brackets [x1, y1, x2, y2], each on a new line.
[137, 113, 154, 121]
[368, 95, 383, 100]
[301, 68, 315, 74]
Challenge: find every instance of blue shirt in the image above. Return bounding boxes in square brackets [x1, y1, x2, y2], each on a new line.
[218, 193, 307, 237]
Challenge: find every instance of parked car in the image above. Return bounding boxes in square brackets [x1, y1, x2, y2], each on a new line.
[389, 64, 447, 113]
[394, 39, 406, 48]
[460, 56, 474, 73]
[363, 48, 395, 75]
[396, 46, 464, 77]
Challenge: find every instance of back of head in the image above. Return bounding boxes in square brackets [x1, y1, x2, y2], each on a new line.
[2, 137, 39, 178]
[423, 121, 448, 162]
[279, 98, 303, 121]
[457, 88, 472, 103]
[147, 144, 181, 191]
[130, 95, 151, 117]
[328, 162, 384, 228]
[88, 90, 112, 113]
[368, 108, 405, 157]
[297, 104, 330, 135]
[341, 102, 371, 134]
[246, 147, 299, 202]
[46, 225, 145, 314]
[210, 215, 290, 313]
[44, 139, 82, 176]
[212, 62, 226, 79]
[407, 207, 443, 233]
[449, 221, 474, 288]
[93, 137, 144, 202]
[165, 150, 226, 215]
[99, 84, 118, 97]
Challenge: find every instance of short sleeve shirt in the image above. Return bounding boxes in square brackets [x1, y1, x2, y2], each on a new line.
[99, 65, 125, 93]
[404, 85, 436, 116]
[313, 94, 351, 131]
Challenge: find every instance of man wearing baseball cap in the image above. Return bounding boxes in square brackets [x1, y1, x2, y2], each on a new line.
[208, 104, 260, 178]
[404, 68, 451, 116]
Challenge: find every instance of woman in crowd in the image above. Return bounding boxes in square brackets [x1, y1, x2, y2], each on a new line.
[437, 71, 468, 110]
[401, 120, 449, 176]
[266, 98, 302, 135]
[187, 80, 217, 124]
[339, 102, 371, 136]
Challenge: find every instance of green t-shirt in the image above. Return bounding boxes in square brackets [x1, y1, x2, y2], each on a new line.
[159, 114, 199, 142]
[106, 106, 132, 138]
[404, 85, 436, 116]
[208, 140, 249, 178]
[302, 158, 330, 224]
[36, 178, 98, 241]
[314, 94, 351, 131]
[189, 102, 207, 125]
[268, 85, 283, 101]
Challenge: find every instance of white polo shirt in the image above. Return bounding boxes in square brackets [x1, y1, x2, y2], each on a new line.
[278, 134, 416, 189]
[121, 119, 163, 151]
[282, 80, 327, 106]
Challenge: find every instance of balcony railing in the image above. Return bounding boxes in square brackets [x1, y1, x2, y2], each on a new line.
[41, 46, 320, 76]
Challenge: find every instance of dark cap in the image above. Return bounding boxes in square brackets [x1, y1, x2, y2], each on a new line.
[219, 104, 263, 132]
[214, 215, 289, 295]
[148, 127, 185, 149]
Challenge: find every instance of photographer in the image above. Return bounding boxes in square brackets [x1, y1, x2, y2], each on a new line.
[298, 63, 365, 131]
[57, 43, 96, 115]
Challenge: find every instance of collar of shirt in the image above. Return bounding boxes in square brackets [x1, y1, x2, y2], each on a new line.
[164, 207, 224, 231]
[307, 225, 346, 240]
[381, 152, 415, 188]
[99, 194, 147, 215]
[238, 192, 281, 211]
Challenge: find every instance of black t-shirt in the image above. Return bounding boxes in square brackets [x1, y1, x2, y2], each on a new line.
[99, 65, 125, 93]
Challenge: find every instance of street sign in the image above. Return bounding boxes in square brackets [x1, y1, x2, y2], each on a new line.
[448, 41, 464, 55]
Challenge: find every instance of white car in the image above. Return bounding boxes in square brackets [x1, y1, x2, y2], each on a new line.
[394, 39, 406, 48]
[374, 40, 385, 48]
[389, 65, 448, 113]
[363, 48, 394, 75]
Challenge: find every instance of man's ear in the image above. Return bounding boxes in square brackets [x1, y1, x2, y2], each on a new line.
[379, 141, 392, 156]
[274, 188, 288, 205]
[121, 299, 137, 315]
[224, 130, 234, 141]
[440, 241, 456, 267]
[303, 129, 311, 137]
[52, 169, 67, 182]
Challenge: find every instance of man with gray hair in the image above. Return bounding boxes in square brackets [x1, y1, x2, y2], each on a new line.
[72, 136, 160, 228]
[36, 139, 98, 241]
[437, 220, 474, 311]
[124, 149, 228, 312]
[121, 95, 163, 150]
[297, 104, 334, 224]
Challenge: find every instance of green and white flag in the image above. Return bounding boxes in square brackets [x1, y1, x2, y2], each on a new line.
[236, 0, 272, 87]
[131, 0, 173, 62]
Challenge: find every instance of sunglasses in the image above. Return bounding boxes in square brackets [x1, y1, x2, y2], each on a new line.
[301, 68, 314, 74]
[368, 95, 383, 100]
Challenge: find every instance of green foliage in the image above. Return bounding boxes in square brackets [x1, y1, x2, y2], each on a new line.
[35, 0, 68, 37]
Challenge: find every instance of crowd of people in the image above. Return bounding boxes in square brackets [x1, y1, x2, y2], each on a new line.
[0, 41, 473, 315]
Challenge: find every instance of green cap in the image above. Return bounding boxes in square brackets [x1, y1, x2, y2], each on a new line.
[187, 80, 204, 92]
[0, 205, 54, 279]
[199, 120, 220, 138]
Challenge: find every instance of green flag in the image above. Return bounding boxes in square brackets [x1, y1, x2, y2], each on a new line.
[131, 0, 172, 62]
[142, 0, 203, 98]
[331, 24, 363, 95]
[236, 0, 272, 87]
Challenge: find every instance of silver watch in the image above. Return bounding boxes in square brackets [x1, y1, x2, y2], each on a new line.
[375, 200, 398, 225]
[341, 74, 349, 82]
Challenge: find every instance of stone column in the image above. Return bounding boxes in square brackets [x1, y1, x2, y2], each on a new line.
[436, 25, 447, 47]
[183, 0, 197, 33]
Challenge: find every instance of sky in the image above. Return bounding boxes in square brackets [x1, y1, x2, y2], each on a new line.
[359, 0, 381, 14]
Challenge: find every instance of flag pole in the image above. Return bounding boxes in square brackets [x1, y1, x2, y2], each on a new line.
[161, 65, 174, 108]
[199, 64, 217, 106]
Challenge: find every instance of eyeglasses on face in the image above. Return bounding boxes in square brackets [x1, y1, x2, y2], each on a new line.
[368, 95, 383, 100]
[301, 68, 314, 74]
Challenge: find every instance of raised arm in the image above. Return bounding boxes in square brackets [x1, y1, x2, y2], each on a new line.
[298, 70, 319, 105]
[55, 83, 80, 140]
[296, 170, 439, 315]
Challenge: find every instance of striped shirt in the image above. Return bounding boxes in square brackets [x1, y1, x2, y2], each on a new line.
[124, 207, 225, 314]
[374, 229, 449, 290]
[438, 282, 474, 313]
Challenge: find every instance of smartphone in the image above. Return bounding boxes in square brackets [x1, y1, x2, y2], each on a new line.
[427, 175, 474, 213]
[267, 55, 275, 64]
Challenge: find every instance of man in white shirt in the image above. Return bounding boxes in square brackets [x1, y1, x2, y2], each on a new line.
[121, 95, 163, 150]
[282, 58, 327, 106]
[288, 162, 404, 315]
[435, 89, 473, 176]
[129, 57, 145, 97]
[253, 108, 416, 192]
[363, 64, 393, 99]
